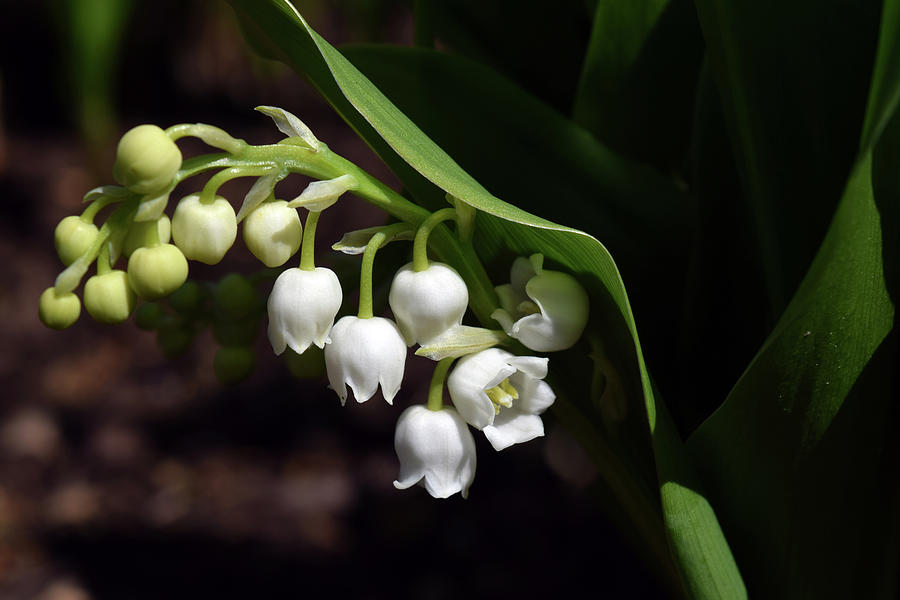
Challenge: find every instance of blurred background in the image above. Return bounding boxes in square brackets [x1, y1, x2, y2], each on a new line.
[0, 1, 667, 598]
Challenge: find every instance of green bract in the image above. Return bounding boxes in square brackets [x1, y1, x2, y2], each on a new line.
[127, 243, 189, 300]
[172, 193, 237, 265]
[113, 124, 182, 194]
[84, 270, 137, 324]
[38, 287, 81, 330]
[54, 216, 99, 266]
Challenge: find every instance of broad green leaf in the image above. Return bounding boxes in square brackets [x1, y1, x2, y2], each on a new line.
[428, 0, 593, 113]
[227, 2, 745, 597]
[340, 45, 692, 373]
[573, 0, 704, 169]
[861, 0, 900, 152]
[687, 21, 900, 592]
[693, 0, 883, 315]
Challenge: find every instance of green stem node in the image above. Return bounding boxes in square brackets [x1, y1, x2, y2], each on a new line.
[413, 207, 458, 272]
[427, 357, 455, 411]
[165, 123, 245, 154]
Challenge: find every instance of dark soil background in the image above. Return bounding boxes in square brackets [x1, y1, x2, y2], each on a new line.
[0, 1, 667, 598]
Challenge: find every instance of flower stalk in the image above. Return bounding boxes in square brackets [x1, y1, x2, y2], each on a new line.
[427, 357, 455, 411]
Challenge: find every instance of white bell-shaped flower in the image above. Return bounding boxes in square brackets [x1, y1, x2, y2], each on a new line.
[267, 267, 342, 356]
[447, 348, 556, 451]
[172, 193, 237, 265]
[324, 315, 406, 405]
[393, 405, 476, 499]
[388, 262, 469, 346]
[242, 200, 303, 267]
[491, 254, 589, 352]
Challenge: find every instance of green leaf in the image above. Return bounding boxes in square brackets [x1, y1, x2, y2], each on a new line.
[572, 0, 704, 169]
[227, 2, 745, 597]
[693, 0, 883, 315]
[861, 0, 900, 152]
[687, 14, 900, 592]
[428, 0, 593, 112]
[340, 45, 693, 386]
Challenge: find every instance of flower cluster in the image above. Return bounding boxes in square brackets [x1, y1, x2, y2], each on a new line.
[38, 107, 591, 499]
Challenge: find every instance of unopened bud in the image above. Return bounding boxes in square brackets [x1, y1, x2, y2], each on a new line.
[38, 287, 81, 330]
[113, 124, 181, 195]
[242, 200, 302, 267]
[84, 270, 137, 324]
[127, 243, 189, 300]
[172, 193, 237, 265]
[54, 216, 98, 266]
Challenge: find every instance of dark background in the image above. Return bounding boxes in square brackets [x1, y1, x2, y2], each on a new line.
[0, 1, 667, 598]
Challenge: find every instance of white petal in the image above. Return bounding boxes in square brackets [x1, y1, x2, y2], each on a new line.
[510, 372, 556, 415]
[494, 283, 525, 315]
[512, 269, 589, 352]
[483, 408, 545, 451]
[266, 267, 342, 356]
[325, 316, 407, 405]
[447, 348, 516, 429]
[509, 256, 537, 295]
[490, 307, 516, 335]
[508, 355, 548, 379]
[388, 262, 469, 346]
[393, 406, 476, 499]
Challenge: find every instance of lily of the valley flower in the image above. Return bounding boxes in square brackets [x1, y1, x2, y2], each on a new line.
[393, 405, 476, 499]
[388, 261, 469, 346]
[267, 267, 342, 355]
[447, 348, 556, 451]
[324, 316, 406, 405]
[491, 253, 589, 352]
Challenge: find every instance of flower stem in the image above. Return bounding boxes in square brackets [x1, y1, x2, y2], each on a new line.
[357, 223, 410, 319]
[299, 210, 321, 271]
[200, 165, 278, 204]
[81, 195, 120, 223]
[96, 244, 112, 275]
[413, 207, 457, 272]
[427, 357, 455, 411]
[165, 123, 245, 154]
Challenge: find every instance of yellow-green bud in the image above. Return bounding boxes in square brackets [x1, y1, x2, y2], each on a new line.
[38, 287, 81, 330]
[122, 215, 171, 257]
[127, 243, 189, 300]
[213, 273, 257, 319]
[84, 270, 137, 324]
[54, 216, 99, 266]
[242, 200, 302, 267]
[214, 346, 256, 385]
[172, 193, 237, 265]
[113, 124, 182, 195]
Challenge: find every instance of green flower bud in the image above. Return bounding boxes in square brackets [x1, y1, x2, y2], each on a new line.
[38, 287, 81, 330]
[84, 270, 137, 324]
[113, 124, 182, 195]
[134, 302, 163, 330]
[156, 326, 193, 358]
[122, 215, 171, 257]
[214, 346, 256, 385]
[242, 200, 302, 267]
[284, 345, 325, 379]
[212, 317, 259, 346]
[127, 243, 189, 300]
[213, 273, 257, 319]
[172, 193, 237, 265]
[54, 216, 99, 266]
[168, 280, 205, 315]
